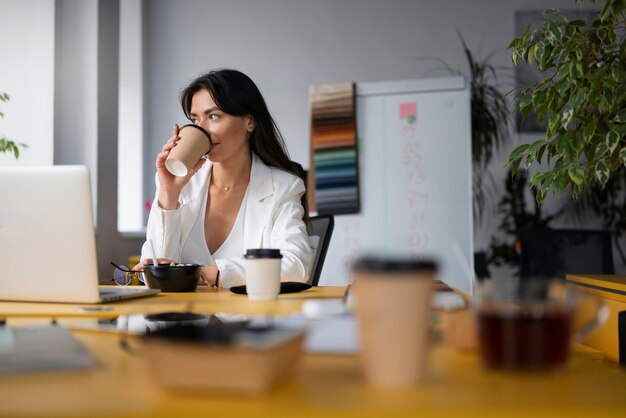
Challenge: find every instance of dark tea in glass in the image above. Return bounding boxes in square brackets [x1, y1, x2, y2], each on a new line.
[478, 306, 571, 370]
[474, 279, 606, 372]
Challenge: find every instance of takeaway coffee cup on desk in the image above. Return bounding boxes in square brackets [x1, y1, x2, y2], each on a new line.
[244, 249, 283, 300]
[474, 278, 608, 371]
[352, 256, 438, 388]
[165, 124, 212, 177]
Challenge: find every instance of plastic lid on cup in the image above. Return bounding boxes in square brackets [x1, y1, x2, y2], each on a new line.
[244, 249, 283, 259]
[352, 256, 437, 273]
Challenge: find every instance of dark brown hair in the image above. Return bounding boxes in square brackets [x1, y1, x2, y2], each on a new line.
[180, 69, 309, 222]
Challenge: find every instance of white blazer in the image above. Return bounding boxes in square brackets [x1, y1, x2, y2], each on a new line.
[141, 153, 312, 288]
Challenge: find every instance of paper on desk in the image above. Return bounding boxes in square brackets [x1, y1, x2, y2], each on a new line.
[255, 312, 359, 354]
[0, 327, 15, 352]
[432, 291, 466, 310]
[264, 290, 466, 355]
[0, 326, 97, 374]
[304, 315, 359, 354]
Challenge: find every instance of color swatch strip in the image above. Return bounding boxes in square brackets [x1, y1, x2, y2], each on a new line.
[309, 82, 360, 215]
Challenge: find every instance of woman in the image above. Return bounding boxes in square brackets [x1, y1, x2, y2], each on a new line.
[139, 69, 312, 288]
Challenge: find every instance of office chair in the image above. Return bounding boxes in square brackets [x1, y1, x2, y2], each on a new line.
[474, 251, 491, 281]
[519, 228, 615, 279]
[308, 214, 335, 286]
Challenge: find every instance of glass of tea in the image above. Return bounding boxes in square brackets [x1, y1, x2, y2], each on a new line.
[473, 278, 607, 371]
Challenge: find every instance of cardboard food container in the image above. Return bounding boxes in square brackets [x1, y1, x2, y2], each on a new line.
[431, 290, 477, 351]
[566, 274, 626, 363]
[142, 325, 305, 394]
[437, 308, 479, 351]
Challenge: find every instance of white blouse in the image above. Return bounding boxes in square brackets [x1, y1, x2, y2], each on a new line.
[205, 183, 248, 263]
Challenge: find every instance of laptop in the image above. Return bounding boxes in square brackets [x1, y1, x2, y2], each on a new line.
[0, 165, 159, 303]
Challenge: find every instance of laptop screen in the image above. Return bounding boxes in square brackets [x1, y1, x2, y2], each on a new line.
[0, 165, 102, 303]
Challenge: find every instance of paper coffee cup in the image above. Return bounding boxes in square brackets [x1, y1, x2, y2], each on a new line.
[352, 257, 437, 388]
[244, 249, 282, 301]
[165, 124, 212, 177]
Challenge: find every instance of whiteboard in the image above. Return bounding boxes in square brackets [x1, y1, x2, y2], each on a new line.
[317, 77, 474, 295]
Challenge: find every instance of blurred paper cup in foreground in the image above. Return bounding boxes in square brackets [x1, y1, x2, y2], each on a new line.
[352, 256, 437, 388]
[244, 249, 282, 300]
[165, 124, 212, 177]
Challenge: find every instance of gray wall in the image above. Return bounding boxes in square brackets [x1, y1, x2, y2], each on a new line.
[140, 0, 580, 259]
[143, 0, 570, 182]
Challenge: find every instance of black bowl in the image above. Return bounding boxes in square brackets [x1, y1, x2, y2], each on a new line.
[144, 312, 211, 332]
[143, 264, 200, 292]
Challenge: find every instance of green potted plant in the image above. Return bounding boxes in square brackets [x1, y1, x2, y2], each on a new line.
[506, 0, 625, 203]
[0, 92, 28, 159]
[464, 39, 513, 224]
[487, 167, 563, 274]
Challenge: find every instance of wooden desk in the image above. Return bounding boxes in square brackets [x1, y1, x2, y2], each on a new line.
[1, 287, 626, 417]
[0, 286, 346, 319]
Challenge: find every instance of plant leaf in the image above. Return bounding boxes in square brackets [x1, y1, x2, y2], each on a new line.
[606, 130, 620, 153]
[568, 165, 585, 186]
[505, 143, 530, 166]
[562, 108, 574, 129]
[512, 51, 519, 66]
[595, 142, 609, 159]
[615, 109, 626, 123]
[583, 119, 596, 142]
[536, 188, 548, 204]
[537, 143, 547, 163]
[519, 95, 533, 116]
[554, 173, 569, 195]
[620, 147, 626, 166]
[594, 160, 610, 187]
[530, 171, 544, 188]
[528, 43, 537, 64]
[548, 114, 561, 137]
[555, 133, 569, 154]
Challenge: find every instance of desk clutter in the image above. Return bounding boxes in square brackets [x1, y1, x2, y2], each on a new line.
[0, 272, 621, 410]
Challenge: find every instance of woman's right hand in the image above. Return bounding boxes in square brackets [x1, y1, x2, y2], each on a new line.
[156, 124, 204, 209]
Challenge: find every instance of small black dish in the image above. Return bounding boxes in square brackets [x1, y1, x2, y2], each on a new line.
[143, 264, 200, 292]
[144, 312, 212, 333]
[229, 281, 312, 295]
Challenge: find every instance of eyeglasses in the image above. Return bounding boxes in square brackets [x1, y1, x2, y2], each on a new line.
[110, 261, 145, 286]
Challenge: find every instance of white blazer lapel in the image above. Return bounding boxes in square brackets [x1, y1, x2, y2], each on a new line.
[243, 154, 274, 250]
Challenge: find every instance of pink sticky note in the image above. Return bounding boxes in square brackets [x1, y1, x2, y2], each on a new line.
[399, 102, 417, 123]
